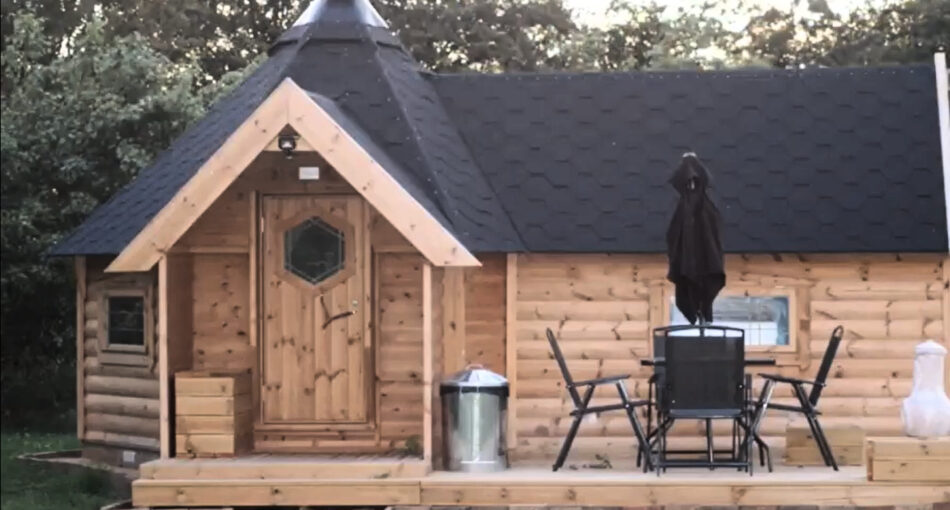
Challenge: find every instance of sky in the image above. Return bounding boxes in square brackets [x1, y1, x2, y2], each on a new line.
[564, 0, 871, 28]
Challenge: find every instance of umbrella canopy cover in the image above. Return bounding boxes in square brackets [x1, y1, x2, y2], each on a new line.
[666, 153, 725, 324]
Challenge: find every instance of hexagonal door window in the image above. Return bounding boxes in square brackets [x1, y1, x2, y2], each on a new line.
[284, 217, 345, 285]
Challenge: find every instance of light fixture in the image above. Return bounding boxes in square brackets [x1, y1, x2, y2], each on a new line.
[278, 134, 297, 159]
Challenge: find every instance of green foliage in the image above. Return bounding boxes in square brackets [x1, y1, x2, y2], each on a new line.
[0, 432, 123, 510]
[1, 0, 297, 83]
[0, 12, 209, 428]
[378, 0, 578, 72]
[741, 0, 950, 67]
[562, 2, 736, 71]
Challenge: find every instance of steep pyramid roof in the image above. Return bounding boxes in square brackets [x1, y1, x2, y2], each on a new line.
[52, 0, 523, 256]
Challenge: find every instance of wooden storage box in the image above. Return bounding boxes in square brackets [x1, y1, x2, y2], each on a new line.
[784, 423, 865, 466]
[867, 437, 950, 482]
[175, 370, 252, 458]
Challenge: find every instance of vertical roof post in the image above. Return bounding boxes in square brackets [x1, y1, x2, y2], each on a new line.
[935, 51, 950, 252]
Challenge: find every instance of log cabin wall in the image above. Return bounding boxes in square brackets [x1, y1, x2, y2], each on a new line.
[78, 256, 161, 466]
[464, 254, 507, 375]
[507, 253, 948, 467]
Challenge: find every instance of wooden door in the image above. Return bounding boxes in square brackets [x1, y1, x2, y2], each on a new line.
[260, 195, 370, 425]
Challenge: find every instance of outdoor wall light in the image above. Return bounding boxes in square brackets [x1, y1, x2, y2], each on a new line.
[278, 134, 298, 159]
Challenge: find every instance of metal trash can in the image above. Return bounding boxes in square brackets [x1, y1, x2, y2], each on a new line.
[440, 365, 508, 472]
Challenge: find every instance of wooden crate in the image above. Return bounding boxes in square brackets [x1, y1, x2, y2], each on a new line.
[784, 423, 865, 466]
[867, 437, 950, 482]
[175, 371, 252, 458]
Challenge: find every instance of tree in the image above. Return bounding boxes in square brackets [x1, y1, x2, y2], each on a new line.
[2, 0, 300, 84]
[740, 0, 949, 67]
[0, 12, 212, 427]
[376, 0, 577, 72]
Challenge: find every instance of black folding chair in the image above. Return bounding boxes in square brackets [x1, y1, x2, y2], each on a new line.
[654, 333, 754, 475]
[639, 326, 755, 471]
[546, 328, 652, 471]
[759, 325, 844, 470]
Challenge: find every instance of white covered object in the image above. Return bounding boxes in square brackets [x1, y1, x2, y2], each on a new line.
[901, 340, 950, 437]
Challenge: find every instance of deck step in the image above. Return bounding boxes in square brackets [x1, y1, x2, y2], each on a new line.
[139, 456, 427, 480]
[132, 478, 420, 507]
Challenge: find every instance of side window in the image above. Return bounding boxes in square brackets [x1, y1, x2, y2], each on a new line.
[669, 290, 795, 350]
[98, 287, 153, 365]
[106, 295, 147, 350]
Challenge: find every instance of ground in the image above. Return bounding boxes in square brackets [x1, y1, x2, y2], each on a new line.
[0, 432, 124, 510]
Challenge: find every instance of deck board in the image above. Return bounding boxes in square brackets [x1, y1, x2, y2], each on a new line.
[132, 460, 950, 508]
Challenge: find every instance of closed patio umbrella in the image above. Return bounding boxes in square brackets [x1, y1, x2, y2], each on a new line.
[666, 153, 725, 325]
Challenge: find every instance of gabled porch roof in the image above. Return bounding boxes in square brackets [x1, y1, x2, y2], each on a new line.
[105, 78, 481, 271]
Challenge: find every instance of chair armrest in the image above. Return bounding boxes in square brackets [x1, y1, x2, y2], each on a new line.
[759, 373, 823, 387]
[572, 374, 631, 387]
[626, 398, 651, 408]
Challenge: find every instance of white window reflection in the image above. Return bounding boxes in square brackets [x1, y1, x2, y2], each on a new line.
[670, 295, 790, 346]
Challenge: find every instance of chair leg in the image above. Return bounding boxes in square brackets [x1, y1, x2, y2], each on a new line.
[747, 418, 754, 477]
[554, 386, 594, 472]
[553, 413, 584, 472]
[705, 418, 714, 470]
[731, 420, 738, 461]
[652, 416, 670, 476]
[809, 413, 839, 471]
[757, 438, 773, 472]
[792, 383, 837, 471]
[617, 382, 653, 472]
[750, 379, 775, 472]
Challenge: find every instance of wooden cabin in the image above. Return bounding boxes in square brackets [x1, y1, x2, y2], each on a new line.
[51, 0, 950, 507]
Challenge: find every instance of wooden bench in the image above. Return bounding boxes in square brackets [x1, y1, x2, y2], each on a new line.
[784, 423, 865, 466]
[175, 370, 252, 458]
[867, 437, 950, 482]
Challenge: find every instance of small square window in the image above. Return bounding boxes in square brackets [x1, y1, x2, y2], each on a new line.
[107, 296, 146, 347]
[670, 294, 791, 347]
[98, 286, 152, 365]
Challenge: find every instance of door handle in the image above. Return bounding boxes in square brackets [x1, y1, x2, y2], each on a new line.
[322, 310, 355, 329]
[320, 295, 356, 329]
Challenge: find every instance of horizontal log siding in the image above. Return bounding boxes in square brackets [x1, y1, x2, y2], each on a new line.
[81, 257, 160, 452]
[509, 253, 946, 466]
[376, 253, 429, 449]
[464, 254, 507, 375]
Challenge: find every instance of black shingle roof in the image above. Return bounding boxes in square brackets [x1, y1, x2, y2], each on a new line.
[51, 6, 948, 258]
[433, 66, 947, 253]
[51, 20, 521, 256]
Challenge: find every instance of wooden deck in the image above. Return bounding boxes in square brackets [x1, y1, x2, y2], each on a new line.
[132, 457, 950, 508]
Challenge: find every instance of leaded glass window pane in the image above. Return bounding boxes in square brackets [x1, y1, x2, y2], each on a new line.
[284, 217, 345, 285]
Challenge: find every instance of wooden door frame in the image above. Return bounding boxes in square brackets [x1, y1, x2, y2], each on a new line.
[254, 193, 376, 433]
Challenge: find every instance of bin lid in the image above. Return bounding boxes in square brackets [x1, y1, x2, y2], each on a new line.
[440, 364, 508, 389]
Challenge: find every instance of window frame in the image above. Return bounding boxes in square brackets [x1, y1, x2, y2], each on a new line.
[274, 206, 357, 294]
[97, 286, 154, 366]
[665, 285, 799, 355]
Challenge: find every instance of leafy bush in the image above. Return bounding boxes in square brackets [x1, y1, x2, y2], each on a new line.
[0, 12, 208, 429]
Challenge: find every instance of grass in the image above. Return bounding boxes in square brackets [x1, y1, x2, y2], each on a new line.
[0, 432, 124, 510]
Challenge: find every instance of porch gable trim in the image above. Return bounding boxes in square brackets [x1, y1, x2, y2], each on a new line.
[106, 78, 479, 273]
